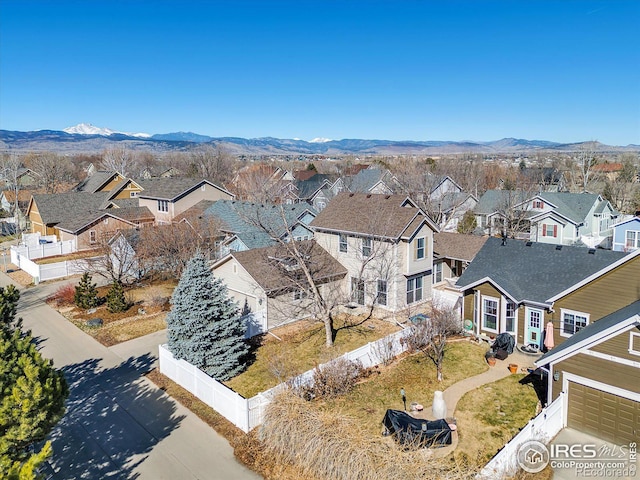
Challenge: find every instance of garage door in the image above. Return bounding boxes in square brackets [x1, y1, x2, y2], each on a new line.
[568, 382, 640, 445]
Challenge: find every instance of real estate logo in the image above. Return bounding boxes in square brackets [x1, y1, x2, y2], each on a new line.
[517, 440, 550, 473]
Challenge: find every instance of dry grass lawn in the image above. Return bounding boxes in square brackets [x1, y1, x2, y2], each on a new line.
[318, 340, 488, 435]
[53, 279, 176, 347]
[454, 374, 540, 464]
[226, 315, 401, 398]
[34, 250, 103, 264]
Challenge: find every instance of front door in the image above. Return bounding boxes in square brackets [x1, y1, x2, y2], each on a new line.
[525, 307, 543, 349]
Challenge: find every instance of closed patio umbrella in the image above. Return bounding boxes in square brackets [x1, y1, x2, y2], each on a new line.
[544, 321, 555, 350]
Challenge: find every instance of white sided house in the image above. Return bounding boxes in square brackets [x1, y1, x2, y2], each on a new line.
[311, 193, 439, 314]
[212, 240, 347, 336]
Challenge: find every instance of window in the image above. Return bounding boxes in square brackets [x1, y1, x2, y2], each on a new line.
[293, 289, 307, 301]
[561, 309, 589, 337]
[629, 331, 640, 357]
[505, 301, 517, 333]
[351, 277, 365, 305]
[433, 262, 442, 284]
[339, 234, 347, 253]
[451, 260, 461, 277]
[89, 230, 97, 243]
[406, 276, 423, 304]
[626, 231, 640, 250]
[542, 224, 557, 237]
[482, 297, 498, 332]
[158, 200, 169, 212]
[362, 237, 372, 257]
[201, 184, 206, 191]
[130, 191, 138, 198]
[533, 199, 544, 209]
[415, 237, 425, 259]
[376, 279, 387, 306]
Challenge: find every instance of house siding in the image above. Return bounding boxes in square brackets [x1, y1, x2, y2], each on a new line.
[551, 351, 640, 400]
[214, 258, 263, 313]
[613, 218, 640, 252]
[67, 217, 135, 251]
[590, 327, 640, 362]
[549, 255, 640, 347]
[100, 175, 126, 192]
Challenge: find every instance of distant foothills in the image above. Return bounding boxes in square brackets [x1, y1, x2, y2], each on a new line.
[1, 123, 638, 156]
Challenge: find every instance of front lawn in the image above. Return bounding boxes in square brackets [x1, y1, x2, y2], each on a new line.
[50, 279, 176, 346]
[454, 374, 539, 464]
[225, 316, 401, 398]
[318, 340, 488, 435]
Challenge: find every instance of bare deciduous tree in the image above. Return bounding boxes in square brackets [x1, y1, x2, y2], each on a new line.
[574, 141, 600, 193]
[26, 152, 75, 193]
[402, 303, 461, 382]
[101, 146, 133, 176]
[189, 144, 236, 185]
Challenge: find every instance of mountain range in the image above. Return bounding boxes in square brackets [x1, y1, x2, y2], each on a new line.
[1, 124, 638, 156]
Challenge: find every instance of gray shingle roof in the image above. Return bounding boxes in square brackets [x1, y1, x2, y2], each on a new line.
[296, 174, 333, 199]
[192, 200, 316, 249]
[456, 237, 628, 303]
[74, 171, 119, 193]
[311, 193, 434, 239]
[433, 233, 488, 262]
[474, 190, 530, 215]
[229, 240, 347, 294]
[32, 191, 112, 225]
[536, 300, 640, 365]
[537, 192, 608, 224]
[345, 169, 391, 193]
[136, 177, 230, 201]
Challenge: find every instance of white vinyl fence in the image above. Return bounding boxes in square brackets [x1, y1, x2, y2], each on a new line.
[11, 240, 76, 261]
[159, 327, 413, 432]
[10, 249, 99, 283]
[478, 392, 565, 479]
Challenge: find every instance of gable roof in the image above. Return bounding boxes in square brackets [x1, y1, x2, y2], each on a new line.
[296, 174, 333, 200]
[311, 192, 438, 239]
[136, 177, 233, 201]
[474, 190, 531, 215]
[345, 169, 393, 193]
[536, 192, 613, 224]
[433, 233, 488, 262]
[535, 300, 640, 366]
[30, 191, 112, 225]
[456, 237, 628, 304]
[74, 171, 122, 193]
[56, 206, 154, 234]
[220, 240, 347, 294]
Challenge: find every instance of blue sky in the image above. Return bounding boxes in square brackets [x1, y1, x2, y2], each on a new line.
[1, 1, 639, 145]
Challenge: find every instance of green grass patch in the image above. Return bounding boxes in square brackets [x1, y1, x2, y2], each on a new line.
[318, 340, 488, 435]
[455, 374, 539, 463]
[226, 317, 401, 398]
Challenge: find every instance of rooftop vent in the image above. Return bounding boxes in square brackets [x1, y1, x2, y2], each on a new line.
[526, 241, 533, 247]
[349, 193, 354, 197]
[555, 245, 562, 250]
[385, 195, 391, 199]
[366, 194, 372, 198]
[588, 248, 596, 254]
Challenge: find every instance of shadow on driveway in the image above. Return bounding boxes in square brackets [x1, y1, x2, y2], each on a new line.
[48, 354, 185, 479]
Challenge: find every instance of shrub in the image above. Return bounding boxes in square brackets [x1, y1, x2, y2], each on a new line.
[298, 357, 364, 400]
[48, 284, 76, 306]
[106, 281, 132, 313]
[74, 273, 100, 309]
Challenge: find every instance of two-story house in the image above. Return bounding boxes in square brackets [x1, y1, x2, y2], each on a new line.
[612, 214, 640, 252]
[136, 177, 234, 223]
[311, 193, 439, 314]
[456, 237, 639, 351]
[527, 192, 618, 247]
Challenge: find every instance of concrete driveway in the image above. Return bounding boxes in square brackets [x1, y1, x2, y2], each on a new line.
[2, 274, 260, 479]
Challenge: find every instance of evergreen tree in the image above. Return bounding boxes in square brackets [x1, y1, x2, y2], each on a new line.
[0, 285, 21, 331]
[167, 251, 248, 380]
[105, 281, 130, 313]
[74, 273, 100, 309]
[0, 288, 68, 479]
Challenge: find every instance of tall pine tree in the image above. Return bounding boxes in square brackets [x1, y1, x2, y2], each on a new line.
[74, 272, 100, 309]
[0, 286, 68, 479]
[167, 251, 248, 380]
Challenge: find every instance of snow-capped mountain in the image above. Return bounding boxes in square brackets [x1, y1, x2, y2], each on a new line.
[309, 137, 332, 143]
[63, 123, 151, 138]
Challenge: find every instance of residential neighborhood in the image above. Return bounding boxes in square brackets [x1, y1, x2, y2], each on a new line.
[0, 147, 637, 480]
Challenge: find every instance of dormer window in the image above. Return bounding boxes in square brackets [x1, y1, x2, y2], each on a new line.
[533, 200, 544, 209]
[415, 237, 425, 260]
[158, 200, 169, 212]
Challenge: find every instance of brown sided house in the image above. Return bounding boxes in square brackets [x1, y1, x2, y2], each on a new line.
[456, 237, 639, 350]
[432, 232, 487, 284]
[534, 300, 640, 445]
[212, 240, 347, 336]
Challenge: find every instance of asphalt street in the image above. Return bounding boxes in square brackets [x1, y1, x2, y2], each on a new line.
[1, 273, 261, 480]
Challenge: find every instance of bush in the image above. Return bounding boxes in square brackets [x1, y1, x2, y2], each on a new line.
[298, 358, 364, 400]
[48, 284, 76, 306]
[74, 273, 100, 309]
[106, 281, 132, 313]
